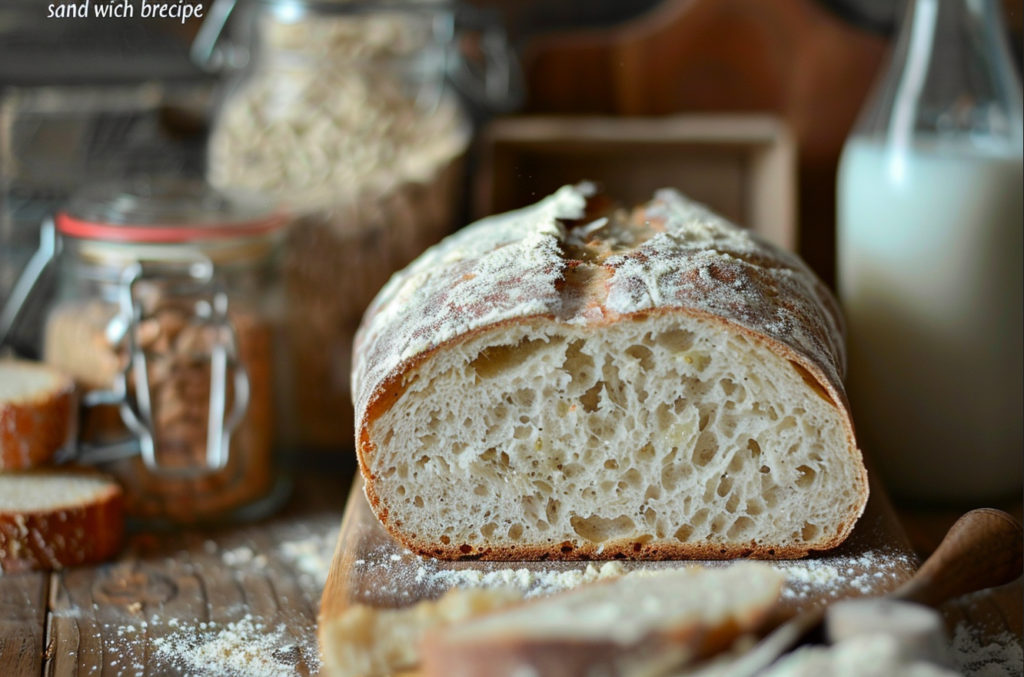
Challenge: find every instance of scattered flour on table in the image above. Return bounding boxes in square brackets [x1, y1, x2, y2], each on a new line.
[950, 623, 1023, 677]
[278, 528, 340, 589]
[423, 560, 627, 598]
[352, 546, 915, 601]
[152, 614, 321, 677]
[220, 545, 268, 568]
[774, 550, 916, 600]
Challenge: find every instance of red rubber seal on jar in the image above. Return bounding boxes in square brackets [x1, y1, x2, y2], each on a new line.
[55, 212, 289, 243]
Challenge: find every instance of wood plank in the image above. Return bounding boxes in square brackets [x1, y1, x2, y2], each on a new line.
[320, 474, 920, 658]
[0, 570, 48, 677]
[44, 470, 352, 677]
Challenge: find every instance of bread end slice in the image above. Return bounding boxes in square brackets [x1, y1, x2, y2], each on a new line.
[0, 469, 124, 572]
[420, 563, 784, 677]
[0, 360, 75, 470]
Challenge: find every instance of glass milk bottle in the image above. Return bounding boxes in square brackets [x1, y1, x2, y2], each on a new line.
[838, 0, 1023, 503]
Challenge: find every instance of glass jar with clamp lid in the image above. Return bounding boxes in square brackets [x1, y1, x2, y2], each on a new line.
[2, 177, 291, 526]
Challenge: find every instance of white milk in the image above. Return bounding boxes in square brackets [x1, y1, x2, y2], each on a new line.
[838, 137, 1023, 502]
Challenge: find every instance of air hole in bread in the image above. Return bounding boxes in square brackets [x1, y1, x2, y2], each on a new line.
[635, 444, 656, 464]
[728, 451, 747, 473]
[728, 516, 754, 538]
[471, 339, 549, 379]
[570, 514, 636, 543]
[801, 522, 819, 542]
[580, 382, 602, 413]
[692, 431, 718, 467]
[562, 340, 595, 392]
[716, 474, 734, 498]
[796, 465, 817, 488]
[655, 329, 695, 353]
[625, 344, 655, 371]
[710, 514, 727, 535]
[546, 499, 560, 523]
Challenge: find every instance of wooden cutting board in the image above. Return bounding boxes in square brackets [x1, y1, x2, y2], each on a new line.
[319, 473, 920, 674]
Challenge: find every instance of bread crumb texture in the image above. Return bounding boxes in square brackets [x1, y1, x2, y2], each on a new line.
[353, 185, 867, 560]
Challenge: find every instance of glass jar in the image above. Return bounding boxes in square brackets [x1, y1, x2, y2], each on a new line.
[22, 178, 290, 526]
[837, 0, 1023, 503]
[192, 0, 518, 448]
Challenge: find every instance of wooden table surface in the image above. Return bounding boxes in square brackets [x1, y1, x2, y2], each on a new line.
[0, 463, 355, 677]
[2, 462, 1021, 677]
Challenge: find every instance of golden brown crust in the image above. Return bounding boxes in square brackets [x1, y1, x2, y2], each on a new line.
[0, 470, 125, 572]
[0, 363, 75, 470]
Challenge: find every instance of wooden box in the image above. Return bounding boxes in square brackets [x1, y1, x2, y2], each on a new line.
[474, 114, 798, 250]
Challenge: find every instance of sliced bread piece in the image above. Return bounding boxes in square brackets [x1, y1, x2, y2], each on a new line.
[320, 587, 524, 677]
[0, 469, 124, 572]
[420, 563, 785, 677]
[0, 360, 75, 470]
[353, 185, 867, 560]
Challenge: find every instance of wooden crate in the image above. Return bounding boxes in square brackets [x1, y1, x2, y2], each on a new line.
[474, 114, 798, 250]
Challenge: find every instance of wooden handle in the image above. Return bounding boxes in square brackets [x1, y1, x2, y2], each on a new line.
[894, 509, 1024, 608]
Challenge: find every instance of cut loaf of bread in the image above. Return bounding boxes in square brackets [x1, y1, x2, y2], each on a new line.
[353, 185, 868, 560]
[420, 563, 785, 677]
[0, 360, 75, 470]
[0, 469, 124, 572]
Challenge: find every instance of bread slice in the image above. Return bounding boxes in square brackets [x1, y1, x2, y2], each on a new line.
[0, 469, 124, 572]
[320, 587, 524, 677]
[352, 185, 868, 560]
[0, 360, 75, 470]
[420, 563, 785, 677]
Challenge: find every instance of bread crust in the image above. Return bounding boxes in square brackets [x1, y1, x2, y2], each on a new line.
[0, 361, 75, 470]
[353, 186, 868, 561]
[0, 470, 124, 572]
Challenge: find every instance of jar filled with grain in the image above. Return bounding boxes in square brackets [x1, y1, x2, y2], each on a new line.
[193, 0, 518, 448]
[40, 178, 290, 527]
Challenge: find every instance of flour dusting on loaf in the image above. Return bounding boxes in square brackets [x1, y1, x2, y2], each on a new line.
[352, 185, 867, 560]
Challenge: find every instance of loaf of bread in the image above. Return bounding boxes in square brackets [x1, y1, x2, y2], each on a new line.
[0, 360, 75, 470]
[420, 563, 785, 677]
[0, 469, 124, 572]
[352, 185, 868, 560]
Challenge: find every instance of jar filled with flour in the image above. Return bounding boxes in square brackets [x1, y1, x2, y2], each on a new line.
[838, 0, 1023, 502]
[193, 0, 518, 447]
